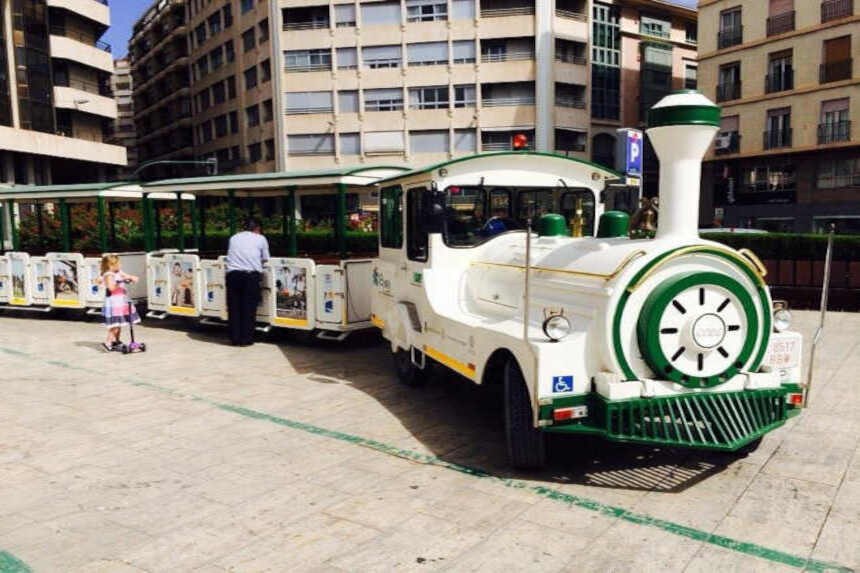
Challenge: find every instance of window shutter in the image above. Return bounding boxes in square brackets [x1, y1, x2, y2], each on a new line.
[768, 0, 793, 16]
[365, 131, 405, 152]
[286, 91, 332, 112]
[365, 87, 402, 102]
[720, 115, 739, 132]
[452, 0, 475, 20]
[454, 129, 476, 151]
[407, 42, 448, 64]
[338, 90, 359, 112]
[821, 98, 849, 115]
[410, 130, 449, 153]
[337, 47, 357, 68]
[452, 40, 476, 61]
[335, 4, 356, 23]
[824, 36, 851, 62]
[339, 132, 361, 154]
[361, 1, 401, 25]
[288, 134, 334, 154]
[362, 44, 402, 60]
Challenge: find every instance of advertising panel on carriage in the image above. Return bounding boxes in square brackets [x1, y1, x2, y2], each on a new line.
[47, 253, 87, 309]
[268, 258, 315, 330]
[165, 253, 201, 317]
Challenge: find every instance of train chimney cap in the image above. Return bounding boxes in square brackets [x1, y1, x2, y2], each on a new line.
[647, 90, 720, 130]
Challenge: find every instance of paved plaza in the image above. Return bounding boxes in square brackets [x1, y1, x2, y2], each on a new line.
[0, 309, 857, 572]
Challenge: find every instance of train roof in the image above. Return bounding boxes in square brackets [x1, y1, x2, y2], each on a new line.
[375, 152, 622, 186]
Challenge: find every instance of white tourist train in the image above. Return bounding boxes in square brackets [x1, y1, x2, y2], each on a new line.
[369, 92, 804, 467]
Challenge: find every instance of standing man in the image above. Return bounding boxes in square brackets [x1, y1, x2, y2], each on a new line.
[225, 218, 270, 346]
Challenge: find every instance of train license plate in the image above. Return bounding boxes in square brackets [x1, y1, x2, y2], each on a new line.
[764, 332, 801, 369]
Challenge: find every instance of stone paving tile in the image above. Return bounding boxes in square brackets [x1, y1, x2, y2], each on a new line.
[683, 545, 799, 573]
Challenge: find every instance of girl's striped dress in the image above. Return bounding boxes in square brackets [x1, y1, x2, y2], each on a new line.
[102, 271, 140, 328]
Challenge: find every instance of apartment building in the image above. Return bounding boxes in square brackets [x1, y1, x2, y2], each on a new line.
[109, 58, 137, 179]
[129, 0, 194, 180]
[698, 0, 860, 233]
[0, 0, 126, 188]
[590, 0, 697, 194]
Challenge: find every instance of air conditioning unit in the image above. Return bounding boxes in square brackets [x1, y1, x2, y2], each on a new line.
[714, 133, 732, 149]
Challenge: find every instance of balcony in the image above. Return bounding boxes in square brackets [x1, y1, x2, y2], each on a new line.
[482, 95, 535, 107]
[765, 70, 793, 93]
[283, 19, 329, 31]
[49, 33, 114, 73]
[821, 0, 853, 22]
[763, 128, 792, 150]
[716, 82, 741, 102]
[555, 53, 586, 65]
[47, 0, 111, 28]
[820, 59, 853, 83]
[481, 50, 534, 63]
[555, 8, 585, 20]
[717, 26, 742, 49]
[818, 121, 851, 144]
[50, 25, 111, 52]
[715, 131, 740, 155]
[555, 96, 585, 109]
[766, 11, 794, 36]
[481, 6, 534, 17]
[53, 85, 118, 119]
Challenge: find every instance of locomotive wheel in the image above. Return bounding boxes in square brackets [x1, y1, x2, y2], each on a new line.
[504, 358, 546, 469]
[393, 347, 428, 387]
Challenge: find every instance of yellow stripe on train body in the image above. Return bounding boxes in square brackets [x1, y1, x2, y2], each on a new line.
[424, 345, 476, 380]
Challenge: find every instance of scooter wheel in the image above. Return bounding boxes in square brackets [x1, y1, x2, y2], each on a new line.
[139, 343, 147, 352]
[121, 345, 129, 354]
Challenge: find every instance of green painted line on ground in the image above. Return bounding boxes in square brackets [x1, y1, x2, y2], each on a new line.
[0, 551, 32, 573]
[0, 344, 853, 573]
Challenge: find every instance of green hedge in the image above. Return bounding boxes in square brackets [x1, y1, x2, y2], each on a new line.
[701, 232, 860, 261]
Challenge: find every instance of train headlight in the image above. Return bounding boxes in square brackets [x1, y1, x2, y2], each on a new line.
[773, 308, 792, 332]
[543, 315, 571, 342]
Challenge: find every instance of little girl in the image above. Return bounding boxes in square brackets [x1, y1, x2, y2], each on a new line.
[99, 255, 140, 352]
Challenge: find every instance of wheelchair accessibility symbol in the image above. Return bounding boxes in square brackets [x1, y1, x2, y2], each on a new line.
[552, 375, 574, 393]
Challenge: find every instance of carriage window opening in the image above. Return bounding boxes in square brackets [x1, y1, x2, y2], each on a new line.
[516, 190, 554, 227]
[443, 186, 525, 247]
[489, 189, 511, 218]
[560, 189, 596, 236]
[407, 188, 428, 261]
[380, 185, 404, 249]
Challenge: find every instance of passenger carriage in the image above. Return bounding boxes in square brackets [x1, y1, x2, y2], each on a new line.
[370, 92, 804, 468]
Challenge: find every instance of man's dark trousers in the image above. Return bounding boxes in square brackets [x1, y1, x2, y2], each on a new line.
[226, 270, 260, 345]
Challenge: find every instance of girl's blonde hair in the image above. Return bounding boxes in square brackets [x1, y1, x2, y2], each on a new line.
[100, 254, 120, 274]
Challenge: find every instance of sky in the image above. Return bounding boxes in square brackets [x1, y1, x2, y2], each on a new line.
[101, 0, 699, 60]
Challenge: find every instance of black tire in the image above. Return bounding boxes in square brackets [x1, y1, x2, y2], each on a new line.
[139, 343, 147, 352]
[504, 357, 546, 469]
[393, 347, 429, 387]
[121, 345, 129, 355]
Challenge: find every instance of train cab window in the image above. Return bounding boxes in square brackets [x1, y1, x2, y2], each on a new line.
[489, 189, 511, 218]
[560, 189, 596, 236]
[516, 190, 554, 227]
[444, 186, 523, 247]
[380, 185, 403, 249]
[406, 187, 428, 261]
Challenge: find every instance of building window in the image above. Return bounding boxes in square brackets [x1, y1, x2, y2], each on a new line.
[715, 115, 740, 155]
[685, 21, 697, 44]
[640, 42, 673, 118]
[286, 91, 333, 114]
[285, 49, 332, 72]
[241, 0, 254, 15]
[338, 90, 359, 113]
[821, 36, 852, 83]
[244, 66, 258, 89]
[282, 6, 329, 30]
[258, 19, 269, 43]
[335, 4, 356, 27]
[592, 2, 620, 120]
[409, 86, 449, 109]
[196, 56, 209, 78]
[260, 59, 271, 83]
[223, 4, 233, 28]
[764, 107, 791, 149]
[716, 62, 741, 102]
[363, 45, 402, 68]
[263, 99, 273, 122]
[225, 40, 235, 62]
[265, 139, 275, 161]
[684, 63, 697, 89]
[210, 47, 224, 70]
[592, 132, 615, 169]
[246, 104, 260, 127]
[452, 0, 475, 19]
[640, 14, 670, 39]
[212, 81, 226, 104]
[817, 158, 860, 189]
[742, 164, 796, 194]
[248, 142, 262, 163]
[454, 84, 476, 108]
[201, 120, 213, 143]
[406, 0, 448, 22]
[555, 129, 586, 154]
[366, 131, 405, 153]
[454, 129, 476, 152]
[208, 12, 222, 36]
[340, 132, 361, 155]
[822, 0, 853, 22]
[195, 23, 206, 45]
[198, 89, 211, 111]
[365, 88, 403, 111]
[819, 98, 850, 144]
[767, 0, 795, 36]
[215, 114, 228, 138]
[337, 47, 358, 70]
[452, 40, 476, 63]
[227, 76, 236, 99]
[766, 51, 793, 93]
[407, 42, 448, 66]
[229, 110, 239, 133]
[361, 1, 401, 25]
[242, 28, 255, 52]
[556, 39, 586, 64]
[718, 8, 742, 49]
[288, 133, 335, 155]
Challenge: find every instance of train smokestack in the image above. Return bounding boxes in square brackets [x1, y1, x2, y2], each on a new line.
[646, 91, 720, 240]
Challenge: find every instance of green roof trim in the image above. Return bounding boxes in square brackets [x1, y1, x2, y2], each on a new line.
[376, 151, 622, 184]
[143, 165, 410, 187]
[0, 181, 136, 195]
[647, 104, 721, 128]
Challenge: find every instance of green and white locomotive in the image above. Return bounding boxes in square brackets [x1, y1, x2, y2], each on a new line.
[371, 92, 803, 468]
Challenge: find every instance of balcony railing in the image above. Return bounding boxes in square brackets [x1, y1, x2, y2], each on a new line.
[765, 69, 793, 93]
[555, 9, 586, 20]
[286, 105, 334, 115]
[482, 95, 536, 107]
[49, 25, 112, 52]
[482, 141, 531, 151]
[717, 26, 742, 49]
[818, 121, 851, 144]
[716, 81, 741, 102]
[555, 53, 586, 65]
[282, 20, 329, 31]
[481, 50, 534, 63]
[821, 0, 853, 22]
[715, 131, 740, 155]
[285, 62, 332, 73]
[54, 77, 112, 97]
[766, 11, 795, 36]
[820, 59, 852, 83]
[480, 6, 535, 17]
[555, 97, 586, 108]
[763, 128, 792, 149]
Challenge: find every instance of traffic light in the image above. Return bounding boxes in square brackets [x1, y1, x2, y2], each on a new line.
[512, 133, 529, 150]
